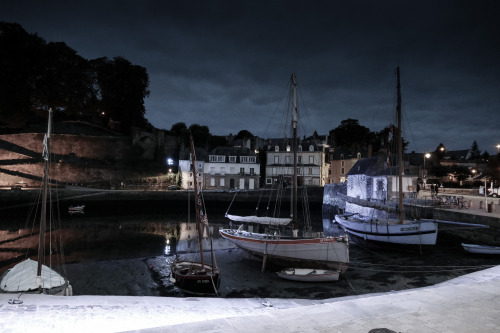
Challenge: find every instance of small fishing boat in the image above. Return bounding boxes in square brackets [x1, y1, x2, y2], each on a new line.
[277, 268, 340, 282]
[462, 243, 500, 255]
[68, 205, 85, 214]
[170, 134, 221, 296]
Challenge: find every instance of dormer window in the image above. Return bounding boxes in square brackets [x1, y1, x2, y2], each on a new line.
[286, 145, 291, 152]
[298, 146, 302, 152]
[309, 145, 314, 152]
[275, 145, 279, 152]
[340, 154, 344, 159]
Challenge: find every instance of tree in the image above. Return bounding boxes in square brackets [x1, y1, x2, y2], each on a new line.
[0, 22, 45, 127]
[92, 56, 150, 133]
[330, 119, 371, 151]
[189, 124, 210, 147]
[469, 141, 481, 160]
[235, 130, 253, 140]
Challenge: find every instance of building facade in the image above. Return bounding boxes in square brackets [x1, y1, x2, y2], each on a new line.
[265, 142, 327, 187]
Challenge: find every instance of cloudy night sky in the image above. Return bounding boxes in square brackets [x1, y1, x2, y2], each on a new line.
[2, 0, 499, 154]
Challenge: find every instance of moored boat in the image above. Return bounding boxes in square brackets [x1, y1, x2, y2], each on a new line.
[220, 74, 349, 273]
[170, 134, 221, 296]
[277, 267, 340, 282]
[462, 243, 500, 255]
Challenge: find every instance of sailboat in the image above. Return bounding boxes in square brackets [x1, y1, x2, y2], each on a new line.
[170, 134, 221, 295]
[334, 67, 438, 250]
[0, 109, 72, 295]
[219, 74, 350, 273]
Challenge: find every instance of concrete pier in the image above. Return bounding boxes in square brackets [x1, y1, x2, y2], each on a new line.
[1, 265, 499, 332]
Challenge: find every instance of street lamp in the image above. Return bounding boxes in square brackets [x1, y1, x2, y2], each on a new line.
[423, 152, 431, 181]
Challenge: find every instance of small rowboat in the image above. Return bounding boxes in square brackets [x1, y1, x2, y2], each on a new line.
[462, 243, 500, 255]
[277, 268, 340, 282]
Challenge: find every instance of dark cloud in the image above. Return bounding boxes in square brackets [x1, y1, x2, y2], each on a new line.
[2, 0, 500, 153]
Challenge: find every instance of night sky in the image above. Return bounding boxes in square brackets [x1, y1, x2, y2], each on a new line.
[2, 0, 499, 153]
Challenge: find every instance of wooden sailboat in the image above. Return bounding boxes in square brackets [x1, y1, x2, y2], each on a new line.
[170, 134, 221, 295]
[334, 67, 438, 250]
[0, 109, 72, 295]
[219, 74, 350, 273]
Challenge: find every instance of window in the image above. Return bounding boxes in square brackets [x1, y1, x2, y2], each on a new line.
[297, 168, 301, 175]
[220, 167, 225, 175]
[275, 146, 279, 152]
[210, 167, 215, 175]
[240, 167, 245, 174]
[298, 156, 302, 164]
[341, 168, 345, 174]
[240, 156, 256, 163]
[274, 156, 279, 164]
[309, 156, 314, 164]
[250, 168, 255, 175]
[309, 145, 314, 152]
[210, 178, 215, 186]
[220, 178, 225, 186]
[308, 168, 313, 175]
[272, 167, 277, 175]
[189, 172, 193, 178]
[286, 145, 291, 152]
[229, 156, 236, 163]
[209, 155, 225, 162]
[341, 160, 345, 167]
[266, 178, 272, 184]
[298, 145, 302, 152]
[340, 154, 344, 159]
[285, 156, 291, 163]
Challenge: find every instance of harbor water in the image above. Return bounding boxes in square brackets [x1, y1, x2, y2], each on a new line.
[1, 195, 499, 299]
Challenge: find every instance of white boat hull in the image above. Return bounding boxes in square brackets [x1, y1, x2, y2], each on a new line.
[277, 268, 340, 282]
[462, 243, 500, 254]
[219, 229, 349, 273]
[334, 214, 438, 247]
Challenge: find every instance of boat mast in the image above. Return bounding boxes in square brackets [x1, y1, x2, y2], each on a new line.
[396, 67, 404, 224]
[37, 108, 52, 283]
[189, 134, 205, 269]
[291, 73, 298, 227]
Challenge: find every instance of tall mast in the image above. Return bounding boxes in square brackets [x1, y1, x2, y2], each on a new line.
[37, 108, 52, 282]
[291, 73, 298, 227]
[190, 134, 205, 268]
[396, 67, 404, 224]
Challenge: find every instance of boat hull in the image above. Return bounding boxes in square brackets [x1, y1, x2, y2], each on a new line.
[334, 214, 437, 250]
[462, 243, 500, 254]
[277, 268, 340, 282]
[219, 229, 349, 273]
[171, 260, 221, 296]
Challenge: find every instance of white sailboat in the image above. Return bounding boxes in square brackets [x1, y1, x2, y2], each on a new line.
[334, 67, 438, 250]
[0, 109, 72, 295]
[220, 74, 350, 273]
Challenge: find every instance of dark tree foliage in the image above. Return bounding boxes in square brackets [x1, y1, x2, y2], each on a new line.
[91, 57, 150, 133]
[0, 22, 45, 127]
[0, 22, 150, 134]
[235, 130, 253, 140]
[469, 140, 481, 160]
[330, 119, 370, 150]
[169, 122, 188, 136]
[189, 124, 210, 147]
